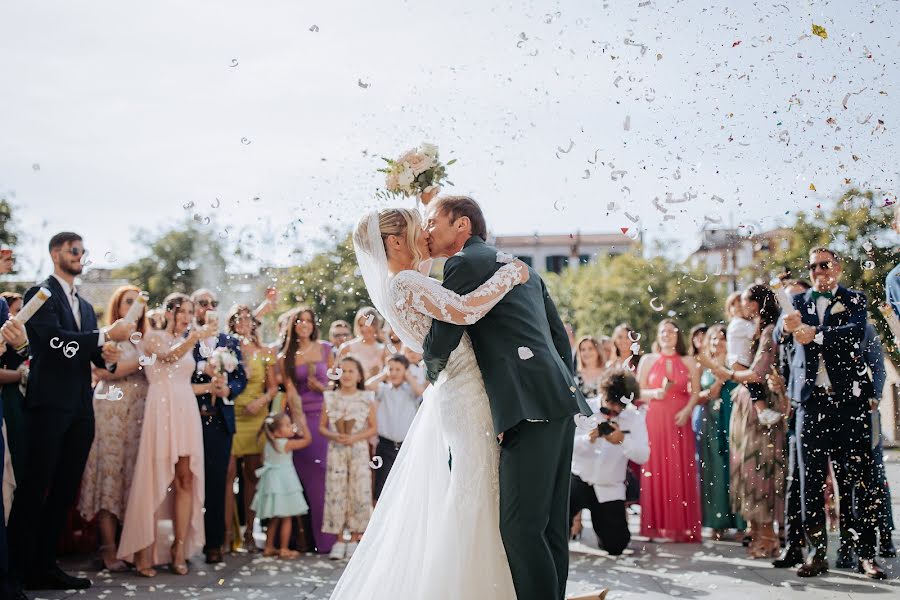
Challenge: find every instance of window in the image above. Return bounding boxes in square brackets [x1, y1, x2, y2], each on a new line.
[545, 255, 568, 274]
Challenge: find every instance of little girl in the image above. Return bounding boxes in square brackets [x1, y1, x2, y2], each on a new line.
[252, 410, 312, 559]
[320, 356, 377, 560]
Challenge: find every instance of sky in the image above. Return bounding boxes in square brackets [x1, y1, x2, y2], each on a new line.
[0, 0, 897, 280]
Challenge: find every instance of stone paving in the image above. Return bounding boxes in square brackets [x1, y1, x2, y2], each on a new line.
[33, 449, 900, 600]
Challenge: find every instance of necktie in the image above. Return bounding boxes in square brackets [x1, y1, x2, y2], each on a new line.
[810, 290, 834, 301]
[71, 288, 81, 329]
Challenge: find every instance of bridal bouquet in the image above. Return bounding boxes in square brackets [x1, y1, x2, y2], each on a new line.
[379, 143, 455, 201]
[209, 346, 239, 375]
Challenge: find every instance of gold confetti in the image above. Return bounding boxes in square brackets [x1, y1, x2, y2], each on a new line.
[809, 183, 817, 191]
[218, 579, 225, 585]
[812, 24, 828, 39]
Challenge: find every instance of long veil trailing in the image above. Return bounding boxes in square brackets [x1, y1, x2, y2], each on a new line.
[331, 211, 452, 599]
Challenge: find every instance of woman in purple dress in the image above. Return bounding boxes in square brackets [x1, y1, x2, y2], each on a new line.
[278, 307, 336, 554]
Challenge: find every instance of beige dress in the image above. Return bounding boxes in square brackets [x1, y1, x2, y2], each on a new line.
[322, 390, 374, 534]
[79, 342, 149, 521]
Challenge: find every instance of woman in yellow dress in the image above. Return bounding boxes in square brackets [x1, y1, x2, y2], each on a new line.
[225, 304, 278, 552]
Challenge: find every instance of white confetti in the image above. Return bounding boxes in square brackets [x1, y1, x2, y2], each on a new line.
[517, 347, 534, 360]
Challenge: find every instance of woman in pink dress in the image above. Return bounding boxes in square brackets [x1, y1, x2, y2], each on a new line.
[117, 293, 216, 576]
[637, 319, 702, 543]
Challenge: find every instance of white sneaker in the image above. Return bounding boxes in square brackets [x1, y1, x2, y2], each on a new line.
[329, 541, 346, 560]
[345, 541, 358, 559]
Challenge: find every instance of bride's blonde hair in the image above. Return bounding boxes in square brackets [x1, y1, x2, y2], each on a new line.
[354, 208, 425, 269]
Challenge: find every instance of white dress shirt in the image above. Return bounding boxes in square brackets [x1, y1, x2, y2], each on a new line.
[572, 399, 650, 503]
[375, 382, 421, 443]
[51, 273, 105, 347]
[814, 294, 833, 387]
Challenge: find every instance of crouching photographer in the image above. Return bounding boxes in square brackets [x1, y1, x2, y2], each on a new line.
[570, 367, 649, 555]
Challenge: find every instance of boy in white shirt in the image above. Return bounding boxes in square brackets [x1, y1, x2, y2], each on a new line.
[571, 368, 649, 555]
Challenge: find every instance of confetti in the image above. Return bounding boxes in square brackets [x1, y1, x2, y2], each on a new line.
[556, 140, 574, 154]
[139, 353, 157, 366]
[623, 115, 631, 131]
[812, 24, 828, 39]
[183, 201, 194, 210]
[863, 260, 875, 270]
[620, 227, 629, 234]
[240, 137, 252, 145]
[309, 24, 319, 32]
[211, 197, 221, 209]
[129, 332, 143, 344]
[809, 183, 816, 191]
[370, 456, 383, 469]
[326, 367, 344, 381]
[841, 87, 867, 110]
[229, 59, 239, 68]
[649, 297, 664, 312]
[80, 249, 93, 267]
[624, 211, 639, 223]
[31, 163, 40, 171]
[358, 79, 370, 89]
[517, 347, 535, 360]
[104, 251, 116, 263]
[364, 314, 375, 327]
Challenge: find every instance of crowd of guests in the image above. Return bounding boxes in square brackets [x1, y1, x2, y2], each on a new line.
[0, 232, 427, 600]
[0, 229, 897, 599]
[567, 247, 895, 580]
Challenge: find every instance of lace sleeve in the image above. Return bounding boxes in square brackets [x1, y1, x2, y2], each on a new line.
[393, 263, 525, 326]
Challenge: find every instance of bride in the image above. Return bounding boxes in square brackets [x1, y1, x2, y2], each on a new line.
[330, 207, 528, 599]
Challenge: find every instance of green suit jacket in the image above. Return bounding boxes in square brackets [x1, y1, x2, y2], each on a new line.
[423, 236, 592, 435]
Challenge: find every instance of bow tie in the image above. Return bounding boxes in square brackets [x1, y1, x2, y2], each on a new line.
[811, 290, 834, 301]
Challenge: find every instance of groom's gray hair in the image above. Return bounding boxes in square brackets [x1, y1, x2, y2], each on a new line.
[431, 195, 488, 240]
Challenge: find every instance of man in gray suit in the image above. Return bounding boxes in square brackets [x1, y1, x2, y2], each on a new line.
[423, 196, 592, 600]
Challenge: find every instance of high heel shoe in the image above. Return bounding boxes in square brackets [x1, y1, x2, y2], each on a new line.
[170, 540, 189, 575]
[96, 544, 128, 573]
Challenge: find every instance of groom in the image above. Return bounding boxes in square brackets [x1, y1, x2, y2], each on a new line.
[423, 196, 592, 600]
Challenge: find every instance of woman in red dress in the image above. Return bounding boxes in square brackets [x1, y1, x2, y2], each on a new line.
[637, 319, 702, 543]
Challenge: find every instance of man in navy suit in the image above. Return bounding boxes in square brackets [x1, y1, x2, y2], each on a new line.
[190, 289, 247, 564]
[1, 233, 134, 600]
[774, 247, 884, 580]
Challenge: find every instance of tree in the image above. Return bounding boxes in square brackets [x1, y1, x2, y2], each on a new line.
[743, 189, 899, 363]
[0, 196, 17, 249]
[282, 228, 372, 332]
[114, 221, 228, 305]
[544, 251, 726, 350]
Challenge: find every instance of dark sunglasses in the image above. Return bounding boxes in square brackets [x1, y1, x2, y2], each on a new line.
[807, 261, 833, 272]
[197, 299, 219, 308]
[65, 247, 86, 257]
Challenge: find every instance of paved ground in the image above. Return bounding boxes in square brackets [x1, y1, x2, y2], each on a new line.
[34, 449, 900, 600]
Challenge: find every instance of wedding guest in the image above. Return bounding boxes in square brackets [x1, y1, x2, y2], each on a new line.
[776, 248, 884, 579]
[611, 323, 641, 374]
[328, 321, 353, 354]
[575, 336, 607, 399]
[696, 325, 744, 539]
[320, 357, 377, 560]
[708, 285, 787, 558]
[145, 308, 166, 331]
[772, 278, 811, 569]
[78, 286, 150, 572]
[117, 294, 215, 576]
[279, 306, 336, 554]
[687, 323, 708, 479]
[365, 354, 425, 501]
[224, 305, 278, 553]
[598, 336, 616, 369]
[570, 368, 649, 555]
[886, 202, 900, 318]
[401, 346, 426, 394]
[637, 319, 702, 543]
[338, 307, 388, 380]
[726, 292, 755, 371]
[252, 410, 312, 559]
[0, 259, 12, 599]
[4, 232, 131, 596]
[190, 289, 247, 564]
[0, 294, 21, 318]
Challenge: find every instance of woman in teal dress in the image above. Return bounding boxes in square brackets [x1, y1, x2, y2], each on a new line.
[697, 325, 745, 537]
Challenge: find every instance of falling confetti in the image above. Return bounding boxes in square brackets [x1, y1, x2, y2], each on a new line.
[309, 24, 319, 32]
[517, 347, 535, 360]
[358, 79, 370, 89]
[31, 163, 40, 171]
[812, 24, 828, 39]
[809, 183, 816, 191]
[240, 137, 252, 145]
[326, 367, 344, 381]
[229, 59, 239, 68]
[370, 456, 383, 469]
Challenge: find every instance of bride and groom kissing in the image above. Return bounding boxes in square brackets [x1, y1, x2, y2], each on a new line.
[330, 194, 603, 600]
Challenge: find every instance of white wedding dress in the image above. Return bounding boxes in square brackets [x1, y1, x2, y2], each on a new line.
[330, 263, 523, 600]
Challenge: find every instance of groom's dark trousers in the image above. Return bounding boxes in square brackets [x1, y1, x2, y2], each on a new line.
[424, 235, 591, 600]
[501, 417, 575, 600]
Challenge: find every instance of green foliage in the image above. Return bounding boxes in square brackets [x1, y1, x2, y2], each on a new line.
[114, 221, 228, 305]
[0, 196, 18, 248]
[544, 251, 726, 347]
[282, 228, 372, 331]
[746, 189, 899, 363]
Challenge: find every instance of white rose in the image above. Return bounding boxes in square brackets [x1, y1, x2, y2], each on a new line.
[398, 166, 415, 189]
[421, 143, 439, 158]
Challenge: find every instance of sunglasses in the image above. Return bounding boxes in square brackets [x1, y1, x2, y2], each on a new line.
[65, 247, 86, 257]
[807, 261, 834, 272]
[197, 299, 219, 308]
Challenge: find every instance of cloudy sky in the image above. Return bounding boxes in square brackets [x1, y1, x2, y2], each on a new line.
[0, 0, 896, 279]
